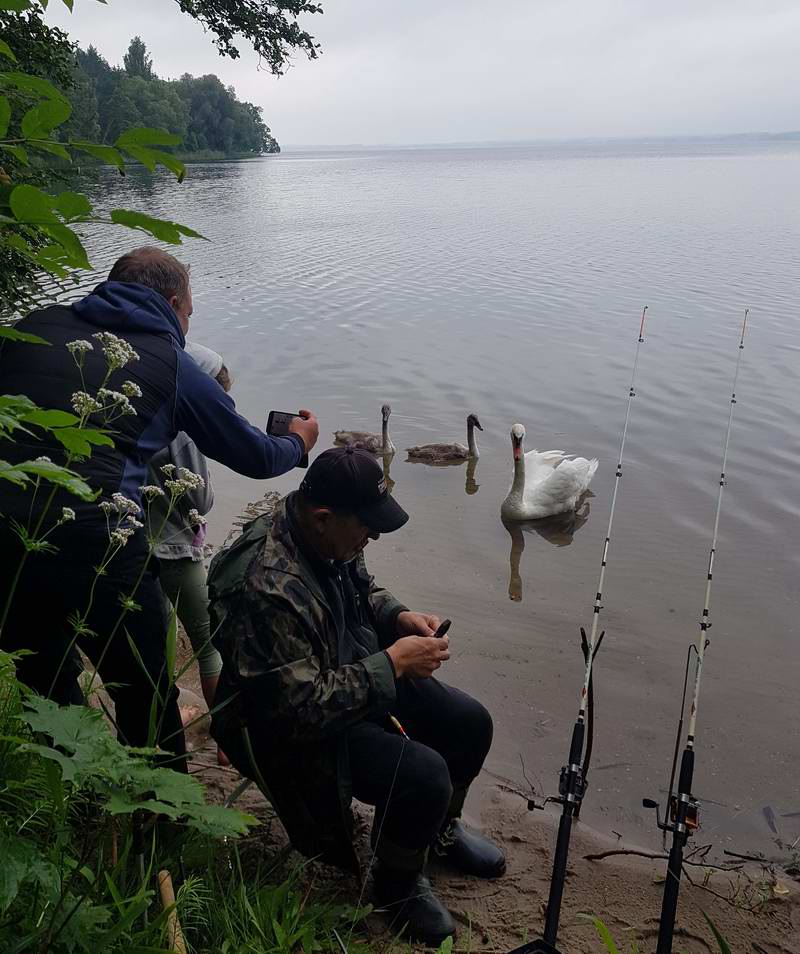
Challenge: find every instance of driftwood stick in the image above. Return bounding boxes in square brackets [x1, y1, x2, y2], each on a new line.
[584, 847, 742, 872]
[157, 869, 188, 954]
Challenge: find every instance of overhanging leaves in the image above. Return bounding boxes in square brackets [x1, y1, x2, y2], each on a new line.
[110, 209, 205, 244]
[70, 140, 125, 173]
[0, 326, 50, 345]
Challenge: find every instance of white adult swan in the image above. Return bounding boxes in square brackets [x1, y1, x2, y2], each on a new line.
[406, 414, 483, 462]
[334, 403, 395, 455]
[501, 423, 598, 521]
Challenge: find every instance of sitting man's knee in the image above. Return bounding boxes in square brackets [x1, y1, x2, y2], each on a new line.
[413, 745, 453, 809]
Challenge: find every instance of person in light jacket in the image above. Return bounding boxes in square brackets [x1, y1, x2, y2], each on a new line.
[147, 341, 229, 762]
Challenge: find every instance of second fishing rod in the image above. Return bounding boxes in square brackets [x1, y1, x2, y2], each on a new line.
[508, 305, 649, 954]
[643, 310, 749, 954]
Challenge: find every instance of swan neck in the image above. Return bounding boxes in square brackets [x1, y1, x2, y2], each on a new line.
[382, 418, 392, 451]
[467, 422, 479, 457]
[510, 452, 526, 495]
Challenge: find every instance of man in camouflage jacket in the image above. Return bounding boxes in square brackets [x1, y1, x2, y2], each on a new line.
[209, 447, 505, 945]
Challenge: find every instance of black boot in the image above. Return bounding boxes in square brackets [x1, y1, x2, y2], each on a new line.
[373, 866, 455, 945]
[433, 819, 506, 878]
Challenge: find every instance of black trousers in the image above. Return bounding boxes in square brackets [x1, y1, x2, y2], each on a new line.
[348, 676, 493, 867]
[1, 529, 186, 770]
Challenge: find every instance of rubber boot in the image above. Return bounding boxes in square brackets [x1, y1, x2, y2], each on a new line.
[373, 864, 455, 945]
[433, 818, 506, 878]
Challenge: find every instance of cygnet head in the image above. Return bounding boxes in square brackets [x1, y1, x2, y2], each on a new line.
[467, 413, 483, 431]
[510, 423, 525, 460]
[381, 403, 392, 421]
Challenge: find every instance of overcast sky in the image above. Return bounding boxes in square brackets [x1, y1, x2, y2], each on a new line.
[48, 0, 800, 147]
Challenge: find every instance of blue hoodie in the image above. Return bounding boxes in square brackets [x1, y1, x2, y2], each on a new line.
[1, 282, 304, 516]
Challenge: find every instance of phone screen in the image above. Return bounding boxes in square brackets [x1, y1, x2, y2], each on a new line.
[266, 411, 309, 468]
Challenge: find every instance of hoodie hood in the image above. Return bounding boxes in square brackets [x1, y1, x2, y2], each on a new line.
[73, 281, 185, 347]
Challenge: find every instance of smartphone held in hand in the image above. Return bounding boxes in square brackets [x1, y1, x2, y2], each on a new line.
[266, 410, 309, 468]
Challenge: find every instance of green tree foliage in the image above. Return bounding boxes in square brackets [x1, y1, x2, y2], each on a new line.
[174, 0, 323, 73]
[72, 37, 279, 155]
[122, 34, 153, 79]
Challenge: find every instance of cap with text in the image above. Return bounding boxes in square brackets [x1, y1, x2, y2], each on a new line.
[299, 445, 409, 534]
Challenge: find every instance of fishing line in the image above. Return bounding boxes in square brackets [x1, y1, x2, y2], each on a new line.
[508, 305, 649, 954]
[644, 309, 749, 954]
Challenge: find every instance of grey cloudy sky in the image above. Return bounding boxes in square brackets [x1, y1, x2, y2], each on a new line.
[48, 0, 800, 146]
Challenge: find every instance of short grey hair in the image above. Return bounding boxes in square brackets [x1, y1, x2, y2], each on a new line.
[108, 247, 190, 302]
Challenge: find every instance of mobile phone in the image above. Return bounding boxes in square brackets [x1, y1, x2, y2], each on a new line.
[434, 619, 452, 638]
[266, 410, 309, 468]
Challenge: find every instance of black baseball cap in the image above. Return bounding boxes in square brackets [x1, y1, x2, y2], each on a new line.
[299, 446, 409, 534]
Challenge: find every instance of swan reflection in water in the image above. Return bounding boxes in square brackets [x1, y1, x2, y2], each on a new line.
[503, 494, 592, 602]
[380, 452, 395, 495]
[465, 458, 479, 496]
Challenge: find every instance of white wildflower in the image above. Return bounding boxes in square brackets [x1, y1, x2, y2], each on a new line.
[160, 463, 176, 476]
[110, 527, 135, 547]
[111, 493, 140, 516]
[188, 509, 207, 526]
[71, 391, 102, 416]
[66, 340, 93, 355]
[125, 517, 143, 529]
[92, 332, 139, 371]
[139, 485, 165, 500]
[98, 500, 115, 515]
[177, 468, 205, 490]
[120, 380, 142, 399]
[35, 455, 52, 463]
[60, 507, 76, 522]
[97, 388, 136, 417]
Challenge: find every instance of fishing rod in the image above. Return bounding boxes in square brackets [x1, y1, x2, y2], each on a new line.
[643, 310, 749, 954]
[509, 306, 649, 954]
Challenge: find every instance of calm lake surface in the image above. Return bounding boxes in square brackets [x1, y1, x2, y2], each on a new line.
[64, 139, 799, 855]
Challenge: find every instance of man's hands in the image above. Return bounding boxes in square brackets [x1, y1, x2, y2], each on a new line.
[386, 634, 450, 678]
[289, 409, 319, 453]
[386, 610, 449, 678]
[395, 611, 441, 637]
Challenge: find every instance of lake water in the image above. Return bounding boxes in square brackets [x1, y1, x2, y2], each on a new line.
[60, 138, 800, 856]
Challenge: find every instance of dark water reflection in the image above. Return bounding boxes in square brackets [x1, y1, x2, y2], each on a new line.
[49, 139, 800, 856]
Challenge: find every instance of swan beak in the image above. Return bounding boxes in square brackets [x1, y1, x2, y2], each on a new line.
[475, 419, 483, 431]
[512, 438, 522, 460]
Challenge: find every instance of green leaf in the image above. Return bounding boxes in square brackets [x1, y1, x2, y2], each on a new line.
[0, 326, 50, 345]
[29, 140, 71, 161]
[51, 426, 114, 458]
[0, 40, 18, 63]
[0, 0, 32, 11]
[9, 183, 58, 223]
[22, 408, 79, 428]
[0, 95, 10, 138]
[0, 835, 56, 913]
[0, 71, 68, 104]
[115, 127, 181, 148]
[0, 143, 28, 165]
[701, 912, 732, 954]
[110, 209, 206, 244]
[20, 97, 71, 139]
[70, 140, 125, 172]
[15, 458, 97, 500]
[42, 222, 91, 269]
[0, 394, 37, 435]
[577, 915, 621, 954]
[54, 190, 92, 221]
[116, 143, 185, 182]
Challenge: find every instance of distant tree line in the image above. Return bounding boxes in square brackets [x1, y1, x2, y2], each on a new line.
[68, 36, 280, 156]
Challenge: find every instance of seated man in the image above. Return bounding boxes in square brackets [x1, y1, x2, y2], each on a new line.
[209, 446, 505, 944]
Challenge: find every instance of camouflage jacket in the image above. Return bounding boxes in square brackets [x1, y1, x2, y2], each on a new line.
[208, 494, 407, 871]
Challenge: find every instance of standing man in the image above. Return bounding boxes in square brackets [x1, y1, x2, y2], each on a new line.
[209, 447, 505, 944]
[0, 246, 318, 769]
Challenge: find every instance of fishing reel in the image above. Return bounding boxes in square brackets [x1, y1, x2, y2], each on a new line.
[642, 794, 700, 840]
[526, 762, 587, 814]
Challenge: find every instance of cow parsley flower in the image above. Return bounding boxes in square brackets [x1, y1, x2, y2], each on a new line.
[111, 493, 140, 516]
[66, 340, 93, 355]
[60, 507, 76, 522]
[97, 388, 136, 417]
[121, 380, 142, 399]
[110, 527, 135, 547]
[71, 391, 102, 416]
[188, 508, 207, 526]
[139, 485, 165, 500]
[92, 332, 139, 371]
[35, 456, 52, 463]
